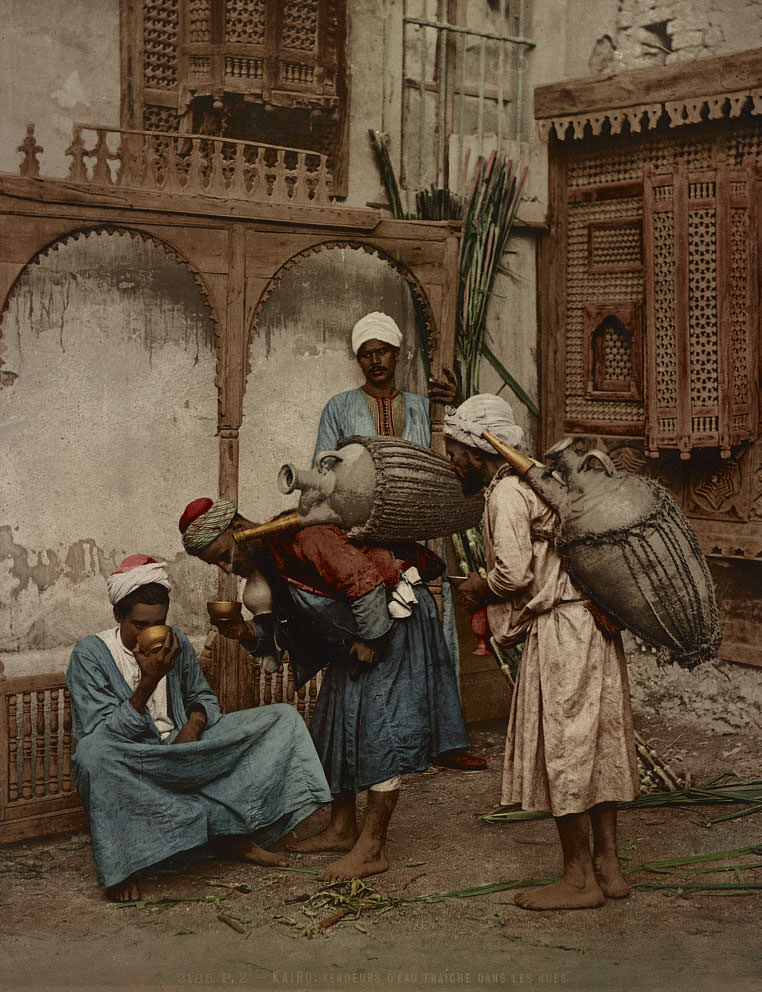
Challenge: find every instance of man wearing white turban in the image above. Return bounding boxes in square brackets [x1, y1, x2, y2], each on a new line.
[313, 311, 457, 456]
[66, 554, 331, 903]
[444, 395, 639, 912]
[312, 311, 486, 772]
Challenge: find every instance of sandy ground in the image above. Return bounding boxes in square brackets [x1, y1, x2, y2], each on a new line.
[2, 651, 762, 992]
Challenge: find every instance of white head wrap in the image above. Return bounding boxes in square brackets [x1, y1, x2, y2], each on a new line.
[107, 555, 171, 606]
[443, 393, 525, 453]
[351, 312, 403, 355]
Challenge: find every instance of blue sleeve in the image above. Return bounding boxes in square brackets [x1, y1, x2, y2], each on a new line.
[175, 630, 222, 730]
[313, 397, 345, 465]
[66, 638, 157, 742]
[238, 619, 274, 659]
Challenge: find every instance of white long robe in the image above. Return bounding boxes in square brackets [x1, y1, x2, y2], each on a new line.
[484, 469, 640, 816]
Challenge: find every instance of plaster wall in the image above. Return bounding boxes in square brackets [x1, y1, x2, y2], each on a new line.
[0, 231, 219, 674]
[0, 0, 120, 176]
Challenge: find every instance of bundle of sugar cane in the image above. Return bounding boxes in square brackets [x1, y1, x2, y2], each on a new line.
[635, 730, 684, 792]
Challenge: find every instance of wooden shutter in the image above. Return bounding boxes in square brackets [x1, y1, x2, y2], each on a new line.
[643, 157, 759, 458]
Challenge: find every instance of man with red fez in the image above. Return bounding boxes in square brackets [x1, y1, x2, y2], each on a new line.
[66, 554, 331, 902]
[180, 497, 469, 882]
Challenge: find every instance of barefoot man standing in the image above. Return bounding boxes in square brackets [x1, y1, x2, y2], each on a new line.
[66, 554, 331, 902]
[443, 395, 640, 911]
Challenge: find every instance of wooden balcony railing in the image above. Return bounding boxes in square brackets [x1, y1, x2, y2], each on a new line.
[15, 123, 335, 206]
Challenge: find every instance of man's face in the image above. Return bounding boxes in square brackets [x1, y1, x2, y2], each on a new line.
[118, 602, 169, 651]
[356, 338, 399, 390]
[197, 526, 255, 577]
[446, 439, 486, 496]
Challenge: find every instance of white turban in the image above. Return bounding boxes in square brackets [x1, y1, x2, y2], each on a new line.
[443, 393, 525, 453]
[107, 554, 171, 606]
[351, 312, 403, 355]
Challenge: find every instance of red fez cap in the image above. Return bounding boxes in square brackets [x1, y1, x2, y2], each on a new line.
[179, 497, 214, 534]
[111, 554, 159, 576]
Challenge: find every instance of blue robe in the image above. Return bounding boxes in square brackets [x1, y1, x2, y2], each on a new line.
[306, 584, 469, 794]
[66, 628, 331, 888]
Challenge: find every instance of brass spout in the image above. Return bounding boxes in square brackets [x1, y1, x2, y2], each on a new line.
[481, 429, 534, 476]
[233, 510, 302, 544]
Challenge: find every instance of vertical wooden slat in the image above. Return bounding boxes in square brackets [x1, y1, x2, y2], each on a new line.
[21, 692, 33, 799]
[7, 692, 18, 802]
[673, 159, 693, 458]
[62, 692, 73, 794]
[716, 155, 732, 457]
[537, 137, 568, 454]
[34, 690, 46, 796]
[49, 687, 60, 795]
[642, 165, 659, 457]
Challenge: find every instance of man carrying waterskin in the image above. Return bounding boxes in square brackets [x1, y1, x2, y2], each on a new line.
[180, 498, 469, 882]
[443, 394, 639, 911]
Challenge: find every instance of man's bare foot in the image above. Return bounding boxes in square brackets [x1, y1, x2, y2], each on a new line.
[515, 877, 605, 911]
[218, 836, 288, 868]
[318, 847, 389, 882]
[105, 876, 140, 903]
[287, 825, 358, 854]
[594, 853, 631, 898]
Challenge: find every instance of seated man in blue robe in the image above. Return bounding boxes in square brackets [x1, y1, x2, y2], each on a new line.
[66, 554, 332, 903]
[180, 498, 470, 882]
[312, 310, 486, 772]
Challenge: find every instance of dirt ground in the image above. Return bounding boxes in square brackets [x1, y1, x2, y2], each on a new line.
[2, 650, 762, 992]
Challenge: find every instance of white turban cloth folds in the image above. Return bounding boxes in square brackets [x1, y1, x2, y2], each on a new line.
[443, 393, 525, 453]
[351, 312, 403, 355]
[107, 556, 171, 606]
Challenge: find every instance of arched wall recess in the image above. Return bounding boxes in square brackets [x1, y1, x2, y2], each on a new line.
[0, 228, 219, 664]
[236, 241, 436, 520]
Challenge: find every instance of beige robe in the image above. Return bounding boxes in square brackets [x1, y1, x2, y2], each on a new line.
[484, 468, 639, 816]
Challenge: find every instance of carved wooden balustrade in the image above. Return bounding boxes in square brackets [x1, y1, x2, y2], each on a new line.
[18, 123, 334, 205]
[1, 673, 87, 842]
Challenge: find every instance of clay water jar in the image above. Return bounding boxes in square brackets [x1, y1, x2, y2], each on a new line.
[136, 624, 172, 653]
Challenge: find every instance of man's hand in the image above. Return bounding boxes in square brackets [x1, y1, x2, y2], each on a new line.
[456, 572, 491, 614]
[216, 618, 253, 641]
[428, 366, 460, 405]
[130, 629, 180, 714]
[349, 640, 379, 666]
[172, 709, 206, 745]
[133, 628, 180, 682]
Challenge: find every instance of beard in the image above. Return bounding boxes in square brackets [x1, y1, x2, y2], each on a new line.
[460, 462, 486, 497]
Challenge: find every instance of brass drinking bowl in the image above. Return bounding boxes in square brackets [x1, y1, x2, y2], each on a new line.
[136, 624, 172, 653]
[207, 600, 243, 626]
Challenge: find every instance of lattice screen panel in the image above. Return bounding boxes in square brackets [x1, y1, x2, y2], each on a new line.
[644, 160, 758, 457]
[144, 0, 179, 91]
[225, 0, 266, 44]
[567, 197, 645, 426]
[568, 130, 714, 189]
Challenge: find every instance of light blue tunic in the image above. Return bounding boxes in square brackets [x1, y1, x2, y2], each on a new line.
[312, 387, 431, 463]
[66, 628, 331, 888]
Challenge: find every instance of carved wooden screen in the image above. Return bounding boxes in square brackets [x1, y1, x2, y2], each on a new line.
[643, 158, 759, 458]
[121, 0, 349, 193]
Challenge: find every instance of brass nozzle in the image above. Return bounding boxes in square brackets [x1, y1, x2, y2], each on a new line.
[481, 429, 534, 476]
[233, 510, 302, 544]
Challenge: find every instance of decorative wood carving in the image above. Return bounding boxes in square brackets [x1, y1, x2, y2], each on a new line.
[643, 158, 758, 459]
[583, 301, 643, 403]
[120, 0, 349, 195]
[535, 48, 762, 143]
[0, 675, 88, 843]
